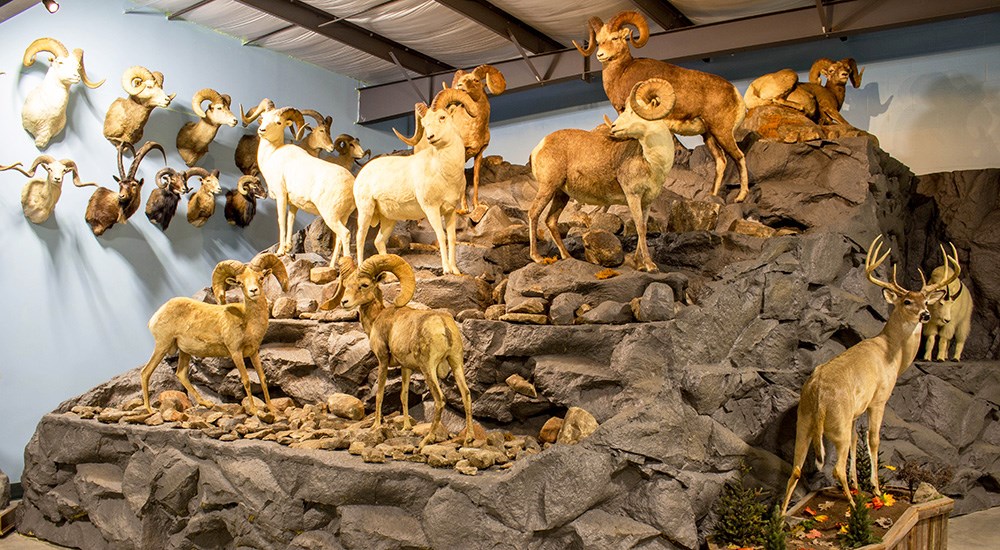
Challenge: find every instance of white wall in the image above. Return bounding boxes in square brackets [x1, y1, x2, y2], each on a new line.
[0, 0, 399, 480]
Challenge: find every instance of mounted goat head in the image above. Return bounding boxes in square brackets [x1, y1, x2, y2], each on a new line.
[85, 142, 165, 236]
[176, 88, 237, 166]
[1, 155, 96, 223]
[21, 37, 104, 148]
[103, 66, 175, 146]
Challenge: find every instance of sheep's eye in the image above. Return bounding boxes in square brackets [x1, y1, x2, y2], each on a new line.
[360, 282, 370, 289]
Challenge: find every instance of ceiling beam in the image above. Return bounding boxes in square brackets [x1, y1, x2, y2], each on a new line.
[359, 0, 1000, 123]
[433, 0, 564, 53]
[630, 0, 693, 30]
[168, 0, 216, 21]
[233, 0, 453, 76]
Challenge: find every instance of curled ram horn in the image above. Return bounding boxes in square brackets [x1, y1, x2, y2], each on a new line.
[358, 254, 415, 307]
[845, 58, 864, 88]
[472, 64, 507, 95]
[394, 103, 426, 147]
[61, 159, 96, 188]
[73, 48, 104, 89]
[809, 58, 835, 84]
[628, 78, 676, 120]
[128, 141, 166, 180]
[192, 88, 222, 118]
[572, 17, 603, 56]
[0, 162, 33, 178]
[211, 259, 246, 304]
[154, 167, 176, 190]
[122, 66, 153, 97]
[22, 37, 68, 67]
[431, 87, 478, 118]
[274, 107, 306, 140]
[241, 98, 274, 127]
[249, 252, 290, 292]
[608, 11, 649, 48]
[27, 154, 57, 175]
[300, 109, 327, 128]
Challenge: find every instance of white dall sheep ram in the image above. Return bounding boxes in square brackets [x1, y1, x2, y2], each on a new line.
[139, 253, 289, 415]
[176, 88, 238, 167]
[574, 11, 749, 202]
[21, 37, 104, 148]
[922, 258, 974, 361]
[744, 58, 864, 127]
[353, 88, 478, 275]
[1, 156, 96, 223]
[103, 66, 175, 146]
[249, 104, 355, 265]
[529, 79, 676, 272]
[323, 254, 474, 449]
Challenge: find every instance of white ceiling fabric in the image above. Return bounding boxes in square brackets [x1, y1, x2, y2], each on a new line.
[669, 0, 812, 25]
[491, 0, 666, 44]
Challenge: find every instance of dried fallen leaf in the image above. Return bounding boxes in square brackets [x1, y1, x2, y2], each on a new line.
[817, 501, 834, 511]
[595, 268, 619, 280]
[814, 514, 829, 523]
[884, 464, 897, 471]
[876, 517, 894, 529]
[540, 256, 558, 265]
[804, 506, 817, 516]
[871, 495, 884, 510]
[805, 528, 823, 539]
[883, 493, 896, 507]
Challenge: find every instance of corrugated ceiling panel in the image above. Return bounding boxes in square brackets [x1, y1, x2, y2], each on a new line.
[669, 0, 813, 25]
[168, 0, 290, 42]
[490, 0, 666, 45]
[257, 28, 414, 84]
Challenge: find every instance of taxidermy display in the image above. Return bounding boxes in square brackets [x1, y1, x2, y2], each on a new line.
[145, 166, 213, 230]
[781, 236, 959, 514]
[245, 102, 355, 266]
[353, 88, 478, 275]
[574, 11, 749, 202]
[139, 253, 289, 415]
[744, 57, 864, 126]
[20, 37, 104, 148]
[235, 98, 274, 176]
[323, 254, 474, 449]
[85, 141, 165, 236]
[1, 156, 96, 223]
[923, 256, 974, 361]
[529, 78, 676, 272]
[103, 65, 175, 146]
[186, 169, 222, 227]
[224, 174, 266, 227]
[175, 88, 238, 166]
[444, 64, 506, 214]
[297, 109, 334, 157]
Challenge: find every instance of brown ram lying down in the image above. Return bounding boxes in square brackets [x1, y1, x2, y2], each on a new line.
[744, 57, 864, 126]
[85, 141, 165, 236]
[187, 169, 222, 227]
[176, 88, 238, 167]
[103, 66, 174, 146]
[224, 174, 266, 228]
[574, 11, 749, 202]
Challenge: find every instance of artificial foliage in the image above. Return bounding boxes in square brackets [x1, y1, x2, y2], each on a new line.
[763, 503, 787, 550]
[854, 431, 888, 495]
[840, 492, 880, 548]
[711, 464, 767, 546]
[897, 460, 953, 500]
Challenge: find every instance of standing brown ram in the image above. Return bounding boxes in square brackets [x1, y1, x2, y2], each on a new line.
[446, 64, 506, 215]
[574, 11, 749, 202]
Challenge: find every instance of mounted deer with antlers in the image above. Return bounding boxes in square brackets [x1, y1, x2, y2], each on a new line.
[781, 236, 960, 514]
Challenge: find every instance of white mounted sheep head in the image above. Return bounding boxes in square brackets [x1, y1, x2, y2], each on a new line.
[122, 66, 174, 107]
[193, 88, 237, 127]
[23, 37, 104, 89]
[257, 107, 306, 144]
[609, 78, 676, 139]
[573, 11, 649, 64]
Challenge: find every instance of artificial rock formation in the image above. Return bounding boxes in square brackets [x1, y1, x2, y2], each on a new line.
[18, 136, 1000, 549]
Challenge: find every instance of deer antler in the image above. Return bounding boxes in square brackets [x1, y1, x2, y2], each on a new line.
[920, 242, 961, 294]
[865, 235, 907, 295]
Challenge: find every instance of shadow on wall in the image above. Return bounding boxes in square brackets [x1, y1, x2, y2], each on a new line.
[848, 81, 893, 132]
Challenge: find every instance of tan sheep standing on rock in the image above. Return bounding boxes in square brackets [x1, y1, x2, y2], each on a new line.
[574, 11, 749, 202]
[139, 253, 289, 415]
[744, 58, 864, 127]
[322, 254, 475, 449]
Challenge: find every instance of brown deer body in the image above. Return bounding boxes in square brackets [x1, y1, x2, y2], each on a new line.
[781, 237, 959, 514]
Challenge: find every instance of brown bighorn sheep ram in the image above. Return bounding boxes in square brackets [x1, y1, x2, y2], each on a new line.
[248, 103, 356, 265]
[235, 99, 275, 176]
[446, 64, 506, 214]
[574, 11, 749, 202]
[923, 259, 974, 361]
[187, 169, 222, 227]
[323, 254, 474, 449]
[103, 66, 175, 146]
[176, 88, 238, 167]
[298, 109, 334, 157]
[331, 134, 369, 173]
[20, 37, 104, 148]
[140, 253, 289, 415]
[781, 236, 959, 514]
[85, 142, 165, 236]
[145, 166, 212, 230]
[224, 174, 267, 228]
[354, 88, 478, 275]
[529, 79, 676, 272]
[1, 156, 96, 223]
[744, 58, 864, 126]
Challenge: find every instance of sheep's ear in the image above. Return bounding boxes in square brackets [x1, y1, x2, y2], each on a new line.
[226, 277, 239, 286]
[261, 268, 272, 279]
[113, 175, 120, 183]
[376, 271, 392, 283]
[926, 289, 946, 305]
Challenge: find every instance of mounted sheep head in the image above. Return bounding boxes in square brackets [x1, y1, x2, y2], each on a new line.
[573, 11, 649, 64]
[176, 88, 238, 166]
[1, 155, 96, 223]
[300, 109, 334, 156]
[809, 58, 864, 89]
[103, 66, 175, 146]
[21, 37, 104, 148]
[392, 88, 477, 148]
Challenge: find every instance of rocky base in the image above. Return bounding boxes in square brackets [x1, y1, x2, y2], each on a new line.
[0, 467, 8, 511]
[741, 105, 878, 144]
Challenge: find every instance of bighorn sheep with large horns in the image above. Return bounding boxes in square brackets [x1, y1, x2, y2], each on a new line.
[922, 256, 974, 362]
[1, 156, 96, 223]
[529, 79, 676, 272]
[235, 98, 274, 176]
[187, 169, 222, 227]
[322, 254, 474, 449]
[175, 88, 238, 167]
[331, 134, 370, 174]
[224, 174, 267, 228]
[251, 104, 356, 265]
[145, 166, 212, 230]
[781, 236, 959, 514]
[103, 66, 175, 146]
[353, 88, 478, 275]
[574, 11, 749, 202]
[139, 253, 289, 415]
[85, 142, 165, 236]
[744, 58, 864, 126]
[20, 37, 104, 148]
[297, 109, 334, 157]
[444, 64, 506, 214]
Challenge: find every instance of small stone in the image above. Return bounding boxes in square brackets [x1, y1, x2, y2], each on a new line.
[456, 309, 485, 322]
[468, 203, 490, 223]
[506, 297, 547, 315]
[270, 397, 296, 413]
[491, 225, 530, 246]
[492, 279, 508, 305]
[729, 218, 777, 238]
[484, 304, 506, 320]
[583, 229, 625, 267]
[634, 282, 675, 322]
[588, 212, 623, 234]
[499, 313, 549, 325]
[272, 296, 297, 319]
[549, 292, 586, 325]
[310, 266, 338, 284]
[913, 482, 944, 503]
[122, 412, 153, 424]
[361, 447, 387, 463]
[348, 441, 366, 455]
[459, 448, 497, 469]
[539, 417, 563, 444]
[505, 374, 537, 398]
[242, 396, 266, 415]
[557, 407, 599, 444]
[296, 299, 319, 315]
[256, 409, 277, 424]
[671, 199, 721, 232]
[121, 398, 145, 411]
[157, 390, 191, 412]
[161, 409, 187, 423]
[96, 408, 128, 423]
[577, 300, 633, 324]
[219, 433, 238, 442]
[327, 393, 365, 420]
[70, 406, 101, 419]
[144, 413, 165, 426]
[455, 459, 478, 476]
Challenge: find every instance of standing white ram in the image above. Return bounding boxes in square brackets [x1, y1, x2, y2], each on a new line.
[252, 105, 355, 266]
[20, 37, 104, 148]
[352, 89, 478, 275]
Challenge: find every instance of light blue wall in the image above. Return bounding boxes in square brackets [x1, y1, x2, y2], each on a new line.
[0, 0, 399, 480]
